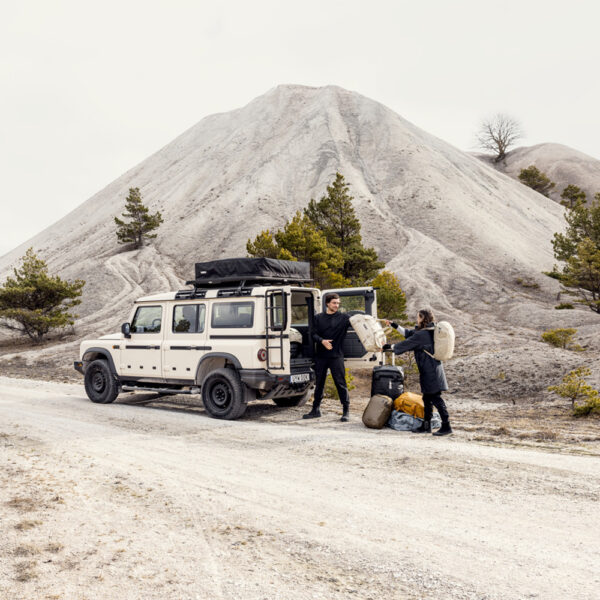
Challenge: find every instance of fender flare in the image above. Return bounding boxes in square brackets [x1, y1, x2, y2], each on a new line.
[195, 352, 242, 385]
[82, 347, 118, 376]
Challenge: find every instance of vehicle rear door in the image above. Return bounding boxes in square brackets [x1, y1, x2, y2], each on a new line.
[319, 287, 378, 366]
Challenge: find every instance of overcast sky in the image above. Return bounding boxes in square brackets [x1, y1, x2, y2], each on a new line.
[1, 0, 599, 258]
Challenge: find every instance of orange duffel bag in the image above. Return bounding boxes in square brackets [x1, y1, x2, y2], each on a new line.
[394, 391, 425, 419]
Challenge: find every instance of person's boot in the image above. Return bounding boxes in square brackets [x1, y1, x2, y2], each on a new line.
[433, 421, 453, 436]
[340, 403, 350, 422]
[302, 404, 321, 419]
[412, 420, 431, 434]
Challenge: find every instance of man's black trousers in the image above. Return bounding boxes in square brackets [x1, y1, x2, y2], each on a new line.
[313, 356, 349, 407]
[422, 392, 450, 424]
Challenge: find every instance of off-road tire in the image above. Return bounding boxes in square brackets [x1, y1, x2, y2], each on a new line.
[273, 387, 313, 408]
[84, 359, 119, 404]
[201, 368, 248, 420]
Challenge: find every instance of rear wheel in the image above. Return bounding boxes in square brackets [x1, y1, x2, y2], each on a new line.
[201, 368, 248, 420]
[84, 359, 119, 404]
[273, 387, 313, 408]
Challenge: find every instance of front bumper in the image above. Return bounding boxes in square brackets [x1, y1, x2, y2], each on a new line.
[74, 361, 84, 375]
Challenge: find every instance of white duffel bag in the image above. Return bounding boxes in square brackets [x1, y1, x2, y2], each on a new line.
[349, 314, 386, 352]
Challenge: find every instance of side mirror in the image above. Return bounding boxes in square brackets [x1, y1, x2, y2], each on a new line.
[121, 322, 131, 338]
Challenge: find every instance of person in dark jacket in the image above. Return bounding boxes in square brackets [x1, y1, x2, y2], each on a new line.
[383, 308, 452, 435]
[303, 293, 351, 422]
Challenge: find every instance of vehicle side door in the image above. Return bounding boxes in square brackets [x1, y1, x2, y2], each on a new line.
[121, 304, 164, 379]
[319, 287, 378, 366]
[162, 302, 208, 381]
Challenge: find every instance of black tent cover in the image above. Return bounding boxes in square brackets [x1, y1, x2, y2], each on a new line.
[188, 257, 311, 286]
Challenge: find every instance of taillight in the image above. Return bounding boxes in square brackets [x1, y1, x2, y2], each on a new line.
[257, 348, 267, 362]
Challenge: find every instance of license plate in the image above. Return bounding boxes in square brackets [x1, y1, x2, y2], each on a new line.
[290, 373, 310, 384]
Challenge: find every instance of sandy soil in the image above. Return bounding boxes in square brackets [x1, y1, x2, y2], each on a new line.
[1, 376, 599, 600]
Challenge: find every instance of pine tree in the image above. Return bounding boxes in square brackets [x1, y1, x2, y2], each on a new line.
[0, 248, 85, 342]
[551, 195, 600, 313]
[552, 197, 600, 261]
[548, 366, 600, 413]
[274, 212, 347, 288]
[518, 165, 555, 197]
[114, 187, 163, 249]
[371, 270, 407, 320]
[560, 184, 586, 209]
[246, 230, 280, 258]
[305, 173, 361, 253]
[559, 239, 600, 313]
[304, 173, 384, 283]
[246, 213, 346, 288]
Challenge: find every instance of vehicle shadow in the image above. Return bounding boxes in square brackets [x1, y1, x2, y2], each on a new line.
[116, 393, 306, 423]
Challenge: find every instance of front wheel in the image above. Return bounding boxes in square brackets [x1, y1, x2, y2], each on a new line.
[84, 359, 119, 404]
[273, 387, 313, 408]
[201, 368, 248, 420]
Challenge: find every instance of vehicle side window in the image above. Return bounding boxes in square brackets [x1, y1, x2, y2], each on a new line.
[131, 306, 162, 333]
[211, 302, 254, 328]
[173, 304, 206, 333]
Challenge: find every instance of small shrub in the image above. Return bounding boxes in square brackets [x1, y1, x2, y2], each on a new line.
[573, 395, 600, 417]
[14, 561, 37, 582]
[531, 429, 559, 441]
[14, 520, 42, 531]
[541, 328, 580, 350]
[515, 277, 539, 289]
[554, 303, 574, 310]
[324, 368, 355, 399]
[543, 269, 562, 280]
[548, 366, 600, 415]
[491, 426, 511, 436]
[14, 544, 40, 557]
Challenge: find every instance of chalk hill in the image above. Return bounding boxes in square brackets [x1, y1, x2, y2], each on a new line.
[0, 85, 569, 333]
[477, 143, 600, 205]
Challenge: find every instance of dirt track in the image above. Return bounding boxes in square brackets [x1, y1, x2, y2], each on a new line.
[1, 376, 599, 600]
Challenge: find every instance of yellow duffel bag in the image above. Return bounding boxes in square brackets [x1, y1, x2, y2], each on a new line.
[394, 391, 424, 419]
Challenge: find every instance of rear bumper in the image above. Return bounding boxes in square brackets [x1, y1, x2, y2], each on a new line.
[74, 361, 84, 375]
[239, 368, 315, 392]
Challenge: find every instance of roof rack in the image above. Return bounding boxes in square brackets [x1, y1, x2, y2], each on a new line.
[174, 289, 208, 299]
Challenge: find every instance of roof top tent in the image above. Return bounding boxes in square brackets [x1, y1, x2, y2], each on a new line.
[187, 257, 312, 288]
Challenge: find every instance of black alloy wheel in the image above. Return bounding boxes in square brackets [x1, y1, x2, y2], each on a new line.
[84, 359, 119, 404]
[201, 368, 248, 420]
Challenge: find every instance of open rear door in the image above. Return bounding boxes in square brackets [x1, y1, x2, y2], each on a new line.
[319, 287, 378, 366]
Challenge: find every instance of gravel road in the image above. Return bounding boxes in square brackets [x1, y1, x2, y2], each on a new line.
[1, 376, 598, 600]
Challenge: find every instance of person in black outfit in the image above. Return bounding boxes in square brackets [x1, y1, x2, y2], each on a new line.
[383, 308, 452, 436]
[303, 293, 351, 422]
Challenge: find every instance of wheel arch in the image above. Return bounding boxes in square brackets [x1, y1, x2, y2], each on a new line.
[82, 348, 118, 376]
[195, 353, 242, 386]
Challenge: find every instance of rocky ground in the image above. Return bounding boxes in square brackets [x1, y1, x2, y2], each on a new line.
[1, 377, 599, 600]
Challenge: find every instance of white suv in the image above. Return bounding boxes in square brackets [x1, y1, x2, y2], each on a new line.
[74, 258, 378, 419]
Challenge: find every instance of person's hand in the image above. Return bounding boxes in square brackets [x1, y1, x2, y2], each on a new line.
[322, 339, 333, 350]
[384, 319, 391, 327]
[382, 343, 393, 352]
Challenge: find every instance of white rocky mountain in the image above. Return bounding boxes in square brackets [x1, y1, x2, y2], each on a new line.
[476, 143, 600, 205]
[1, 85, 599, 394]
